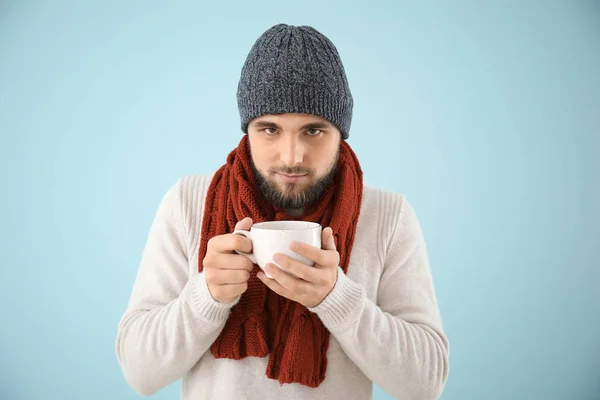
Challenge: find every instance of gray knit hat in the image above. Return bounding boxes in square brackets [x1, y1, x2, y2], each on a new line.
[237, 23, 353, 140]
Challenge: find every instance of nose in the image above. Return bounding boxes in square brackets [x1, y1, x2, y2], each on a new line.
[280, 134, 304, 166]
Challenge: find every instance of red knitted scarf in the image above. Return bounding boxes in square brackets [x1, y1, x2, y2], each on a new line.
[197, 135, 363, 387]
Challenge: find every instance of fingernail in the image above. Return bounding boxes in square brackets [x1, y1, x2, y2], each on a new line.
[290, 241, 298, 250]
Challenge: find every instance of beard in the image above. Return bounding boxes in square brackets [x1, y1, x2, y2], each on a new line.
[251, 152, 339, 210]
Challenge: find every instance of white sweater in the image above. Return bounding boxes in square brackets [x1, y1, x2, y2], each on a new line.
[115, 173, 449, 400]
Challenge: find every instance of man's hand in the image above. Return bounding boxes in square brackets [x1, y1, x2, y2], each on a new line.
[203, 217, 255, 303]
[257, 227, 340, 308]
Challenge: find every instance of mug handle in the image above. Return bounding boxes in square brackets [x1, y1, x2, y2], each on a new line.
[232, 230, 257, 264]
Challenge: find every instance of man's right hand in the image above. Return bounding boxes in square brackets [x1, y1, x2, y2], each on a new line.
[202, 217, 255, 303]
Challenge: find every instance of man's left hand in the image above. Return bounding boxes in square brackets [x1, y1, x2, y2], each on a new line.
[257, 227, 340, 308]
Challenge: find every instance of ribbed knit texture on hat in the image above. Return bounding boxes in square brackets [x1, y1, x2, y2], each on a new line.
[237, 24, 354, 140]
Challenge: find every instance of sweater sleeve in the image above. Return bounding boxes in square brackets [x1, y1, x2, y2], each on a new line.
[115, 177, 239, 396]
[307, 196, 449, 400]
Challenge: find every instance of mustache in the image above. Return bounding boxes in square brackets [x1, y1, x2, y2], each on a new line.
[269, 165, 314, 175]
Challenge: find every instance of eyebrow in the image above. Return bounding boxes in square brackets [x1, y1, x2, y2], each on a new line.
[251, 120, 333, 130]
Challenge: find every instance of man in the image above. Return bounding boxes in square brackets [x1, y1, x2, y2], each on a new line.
[116, 23, 449, 400]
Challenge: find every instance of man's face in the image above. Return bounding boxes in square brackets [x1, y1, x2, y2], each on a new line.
[247, 113, 341, 210]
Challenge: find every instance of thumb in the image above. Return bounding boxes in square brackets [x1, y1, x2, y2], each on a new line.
[322, 227, 336, 251]
[234, 217, 253, 232]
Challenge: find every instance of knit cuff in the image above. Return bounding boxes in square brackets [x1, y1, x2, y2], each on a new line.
[307, 267, 366, 333]
[187, 272, 241, 322]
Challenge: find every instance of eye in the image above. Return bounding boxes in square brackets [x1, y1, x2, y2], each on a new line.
[306, 129, 322, 136]
[263, 128, 278, 135]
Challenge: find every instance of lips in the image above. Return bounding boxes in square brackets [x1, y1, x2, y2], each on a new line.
[277, 173, 307, 183]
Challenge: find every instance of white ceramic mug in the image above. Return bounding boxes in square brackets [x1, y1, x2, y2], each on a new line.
[233, 221, 321, 279]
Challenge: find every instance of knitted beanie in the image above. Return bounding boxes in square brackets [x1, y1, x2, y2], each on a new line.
[236, 23, 354, 140]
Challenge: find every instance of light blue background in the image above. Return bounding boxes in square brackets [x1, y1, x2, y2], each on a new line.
[1, 1, 599, 399]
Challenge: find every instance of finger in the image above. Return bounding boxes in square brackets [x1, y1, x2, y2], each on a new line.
[272, 253, 320, 284]
[219, 282, 248, 298]
[321, 227, 336, 251]
[234, 217, 253, 232]
[264, 262, 312, 294]
[209, 233, 253, 254]
[290, 241, 333, 267]
[257, 269, 297, 302]
[210, 269, 251, 285]
[204, 253, 254, 271]
[222, 253, 255, 271]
